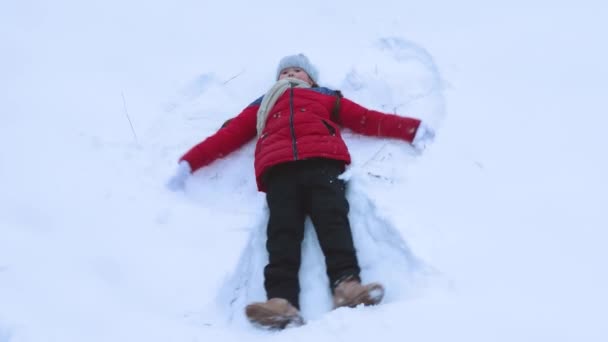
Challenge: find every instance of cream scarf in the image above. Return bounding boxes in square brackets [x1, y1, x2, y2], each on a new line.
[256, 78, 311, 137]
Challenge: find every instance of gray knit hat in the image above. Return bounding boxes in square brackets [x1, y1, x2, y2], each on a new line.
[275, 53, 319, 82]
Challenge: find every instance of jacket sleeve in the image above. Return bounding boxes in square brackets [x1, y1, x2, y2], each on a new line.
[179, 105, 258, 172]
[338, 97, 421, 143]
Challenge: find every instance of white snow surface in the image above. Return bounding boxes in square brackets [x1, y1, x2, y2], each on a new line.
[1, 1, 607, 341]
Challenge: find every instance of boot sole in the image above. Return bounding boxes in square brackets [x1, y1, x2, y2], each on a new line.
[337, 283, 385, 308]
[245, 305, 305, 330]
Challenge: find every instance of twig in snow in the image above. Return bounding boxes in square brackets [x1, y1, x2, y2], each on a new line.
[121, 91, 139, 146]
[222, 70, 246, 85]
[362, 142, 388, 168]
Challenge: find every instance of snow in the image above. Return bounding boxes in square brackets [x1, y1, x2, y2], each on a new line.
[1, 0, 608, 341]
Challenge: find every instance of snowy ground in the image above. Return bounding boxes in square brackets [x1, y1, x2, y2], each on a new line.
[1, 1, 608, 341]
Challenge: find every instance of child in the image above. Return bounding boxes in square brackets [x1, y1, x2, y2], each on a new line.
[168, 54, 434, 329]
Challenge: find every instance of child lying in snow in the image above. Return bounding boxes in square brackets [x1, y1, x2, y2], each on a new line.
[168, 53, 434, 329]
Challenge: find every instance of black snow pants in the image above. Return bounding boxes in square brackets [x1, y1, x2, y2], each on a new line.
[262, 158, 361, 309]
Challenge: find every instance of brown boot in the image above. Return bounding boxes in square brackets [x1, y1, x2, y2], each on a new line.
[245, 298, 304, 329]
[333, 279, 385, 309]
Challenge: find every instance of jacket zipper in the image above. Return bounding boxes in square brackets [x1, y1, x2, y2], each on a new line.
[289, 84, 298, 160]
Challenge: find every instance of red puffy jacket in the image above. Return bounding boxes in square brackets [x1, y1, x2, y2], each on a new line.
[180, 86, 421, 191]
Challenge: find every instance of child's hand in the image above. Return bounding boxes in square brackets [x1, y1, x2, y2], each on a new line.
[166, 161, 192, 191]
[412, 122, 435, 152]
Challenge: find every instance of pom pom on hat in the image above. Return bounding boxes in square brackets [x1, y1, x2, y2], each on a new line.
[276, 53, 319, 82]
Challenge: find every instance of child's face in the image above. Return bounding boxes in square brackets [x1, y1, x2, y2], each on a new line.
[278, 67, 314, 85]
